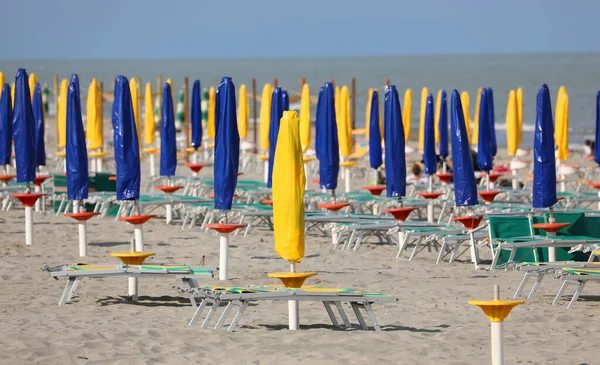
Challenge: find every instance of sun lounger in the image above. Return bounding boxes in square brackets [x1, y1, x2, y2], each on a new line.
[552, 266, 600, 309]
[173, 284, 397, 332]
[44, 263, 215, 306]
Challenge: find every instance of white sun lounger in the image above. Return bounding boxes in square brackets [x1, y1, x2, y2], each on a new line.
[552, 267, 600, 309]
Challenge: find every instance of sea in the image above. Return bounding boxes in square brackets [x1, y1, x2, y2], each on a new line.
[1, 53, 599, 149]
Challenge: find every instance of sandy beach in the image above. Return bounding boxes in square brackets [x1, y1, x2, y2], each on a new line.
[1, 127, 598, 365]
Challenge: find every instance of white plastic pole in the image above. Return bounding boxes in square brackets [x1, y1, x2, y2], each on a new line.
[427, 176, 434, 223]
[597, 191, 600, 211]
[96, 157, 103, 173]
[487, 173, 491, 191]
[263, 160, 269, 183]
[511, 169, 518, 190]
[78, 221, 87, 257]
[547, 230, 556, 262]
[219, 233, 229, 280]
[166, 203, 173, 224]
[149, 154, 156, 177]
[90, 158, 96, 174]
[304, 162, 309, 189]
[344, 167, 350, 193]
[25, 206, 33, 246]
[491, 322, 503, 365]
[289, 262, 299, 330]
[34, 185, 41, 212]
[560, 174, 566, 193]
[134, 224, 144, 252]
[128, 277, 138, 301]
[192, 152, 198, 164]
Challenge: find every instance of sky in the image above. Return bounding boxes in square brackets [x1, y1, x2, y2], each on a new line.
[2, 0, 599, 59]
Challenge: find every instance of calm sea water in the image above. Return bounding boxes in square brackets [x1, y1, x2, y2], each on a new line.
[2, 53, 599, 148]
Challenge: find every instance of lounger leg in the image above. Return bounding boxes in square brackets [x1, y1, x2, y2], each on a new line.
[67, 277, 82, 302]
[215, 302, 235, 330]
[323, 302, 340, 327]
[352, 233, 364, 252]
[436, 240, 448, 264]
[58, 277, 78, 306]
[350, 303, 368, 330]
[552, 281, 572, 306]
[396, 232, 408, 260]
[201, 299, 221, 328]
[188, 299, 208, 327]
[513, 272, 531, 299]
[334, 302, 351, 328]
[408, 237, 424, 261]
[182, 278, 199, 307]
[363, 303, 381, 332]
[561, 282, 587, 310]
[527, 273, 545, 300]
[227, 301, 249, 332]
[490, 246, 502, 270]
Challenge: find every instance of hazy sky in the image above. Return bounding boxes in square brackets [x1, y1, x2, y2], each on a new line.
[2, 0, 599, 59]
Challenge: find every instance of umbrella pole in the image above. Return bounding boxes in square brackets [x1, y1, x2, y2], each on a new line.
[289, 262, 299, 330]
[547, 207, 556, 262]
[165, 177, 173, 224]
[34, 168, 42, 212]
[427, 175, 434, 223]
[486, 172, 491, 191]
[442, 160, 447, 174]
[77, 199, 88, 257]
[331, 189, 336, 203]
[373, 168, 378, 186]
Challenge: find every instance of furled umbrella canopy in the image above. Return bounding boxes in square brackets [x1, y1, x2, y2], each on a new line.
[506, 90, 519, 156]
[66, 81, 88, 200]
[112, 76, 141, 201]
[12, 69, 36, 183]
[337, 86, 352, 158]
[486, 87, 497, 157]
[533, 84, 558, 209]
[144, 82, 155, 145]
[267, 87, 284, 188]
[160, 83, 177, 177]
[32, 83, 46, 167]
[0, 84, 13, 167]
[191, 80, 202, 149]
[477, 89, 493, 172]
[595, 91, 600, 166]
[384, 85, 406, 197]
[86, 79, 103, 151]
[460, 91, 471, 144]
[423, 93, 436, 175]
[403, 89, 412, 142]
[282, 90, 290, 112]
[316, 82, 339, 191]
[259, 83, 272, 151]
[273, 111, 306, 263]
[439, 90, 448, 160]
[368, 90, 382, 169]
[237, 84, 248, 140]
[418, 87, 428, 151]
[207, 86, 216, 140]
[213, 77, 239, 210]
[450, 90, 478, 206]
[57, 78, 68, 150]
[299, 83, 311, 152]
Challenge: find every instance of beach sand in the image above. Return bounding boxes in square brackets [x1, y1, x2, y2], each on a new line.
[1, 124, 598, 365]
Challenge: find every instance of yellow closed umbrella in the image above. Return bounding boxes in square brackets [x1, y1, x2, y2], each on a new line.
[365, 88, 374, 141]
[130, 77, 142, 146]
[434, 89, 441, 144]
[419, 87, 428, 150]
[460, 91, 471, 143]
[555, 86, 569, 161]
[86, 79, 103, 150]
[259, 83, 272, 151]
[299, 83, 311, 152]
[506, 90, 519, 156]
[28, 73, 37, 101]
[237, 84, 249, 139]
[207, 86, 216, 140]
[334, 86, 341, 123]
[516, 87, 523, 146]
[403, 88, 413, 141]
[144, 82, 155, 145]
[11, 83, 15, 109]
[57, 79, 68, 149]
[273, 110, 305, 263]
[337, 86, 352, 157]
[0, 72, 4, 97]
[472, 88, 482, 146]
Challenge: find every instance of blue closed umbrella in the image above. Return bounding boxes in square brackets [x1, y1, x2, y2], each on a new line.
[191, 80, 202, 149]
[66, 81, 88, 200]
[316, 82, 339, 192]
[439, 90, 448, 161]
[160, 83, 177, 177]
[383, 85, 406, 197]
[213, 77, 239, 210]
[70, 74, 80, 99]
[315, 87, 324, 161]
[368, 91, 382, 169]
[477, 89, 493, 173]
[32, 83, 46, 167]
[532, 84, 557, 209]
[282, 90, 290, 111]
[450, 90, 478, 206]
[487, 87, 497, 157]
[267, 87, 284, 188]
[423, 93, 436, 175]
[0, 84, 12, 168]
[12, 69, 36, 183]
[112, 76, 140, 201]
[595, 91, 600, 166]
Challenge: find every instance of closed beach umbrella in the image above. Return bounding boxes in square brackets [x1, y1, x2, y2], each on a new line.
[66, 80, 88, 200]
[315, 87, 324, 161]
[213, 77, 239, 210]
[112, 76, 140, 201]
[28, 73, 37, 101]
[486, 87, 497, 157]
[207, 86, 216, 140]
[160, 83, 177, 177]
[299, 83, 311, 152]
[423, 94, 436, 175]
[369, 90, 382, 169]
[267, 87, 284, 188]
[418, 87, 428, 151]
[237, 84, 248, 140]
[57, 79, 68, 150]
[13, 69, 36, 183]
[460, 91, 471, 143]
[384, 85, 406, 197]
[11, 83, 15, 109]
[516, 87, 524, 146]
[338, 86, 352, 158]
[506, 90, 519, 156]
[439, 90, 449, 161]
[144, 82, 155, 145]
[595, 91, 600, 166]
[190, 80, 202, 149]
[533, 84, 557, 209]
[450, 90, 478, 206]
[259, 83, 272, 151]
[365, 88, 374, 141]
[334, 86, 341, 122]
[472, 88, 482, 146]
[32, 83, 46, 167]
[0, 73, 4, 96]
[0, 84, 13, 168]
[86, 79, 103, 150]
[434, 89, 441, 144]
[273, 110, 305, 263]
[477, 89, 493, 173]
[555, 86, 569, 161]
[403, 88, 412, 142]
[316, 82, 339, 191]
[282, 89, 290, 112]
